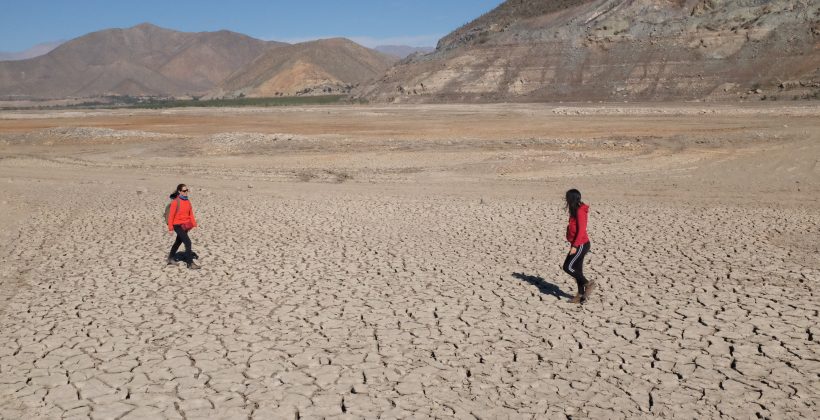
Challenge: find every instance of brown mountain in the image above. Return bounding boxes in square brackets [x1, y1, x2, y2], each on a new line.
[209, 38, 397, 98]
[359, 0, 820, 102]
[0, 23, 283, 99]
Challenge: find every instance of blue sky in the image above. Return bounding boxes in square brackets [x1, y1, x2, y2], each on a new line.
[0, 0, 505, 52]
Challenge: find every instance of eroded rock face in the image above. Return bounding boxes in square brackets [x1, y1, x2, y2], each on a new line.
[359, 0, 820, 102]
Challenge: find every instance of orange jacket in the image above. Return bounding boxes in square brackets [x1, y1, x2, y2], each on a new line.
[167, 198, 197, 231]
[566, 203, 589, 247]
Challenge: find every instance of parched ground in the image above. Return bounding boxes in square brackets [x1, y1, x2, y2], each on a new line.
[0, 104, 818, 419]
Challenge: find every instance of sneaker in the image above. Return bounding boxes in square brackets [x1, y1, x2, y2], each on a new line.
[166, 257, 176, 265]
[582, 280, 597, 302]
[569, 293, 583, 304]
[187, 262, 201, 270]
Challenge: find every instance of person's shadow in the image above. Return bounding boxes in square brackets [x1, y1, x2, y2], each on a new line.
[512, 272, 572, 299]
[170, 251, 199, 262]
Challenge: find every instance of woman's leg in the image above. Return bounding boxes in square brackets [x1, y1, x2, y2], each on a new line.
[573, 243, 588, 286]
[563, 243, 589, 297]
[573, 243, 595, 300]
[578, 242, 596, 300]
[173, 225, 193, 265]
[169, 235, 183, 260]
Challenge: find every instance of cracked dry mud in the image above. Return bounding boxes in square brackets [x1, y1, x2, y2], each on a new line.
[0, 104, 818, 419]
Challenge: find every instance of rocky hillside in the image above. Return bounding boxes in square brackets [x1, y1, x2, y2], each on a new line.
[0, 24, 282, 99]
[359, 0, 820, 102]
[209, 38, 396, 98]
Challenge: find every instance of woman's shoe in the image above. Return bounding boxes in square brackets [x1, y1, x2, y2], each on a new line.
[187, 262, 201, 270]
[166, 257, 176, 265]
[569, 294, 583, 304]
[582, 280, 597, 301]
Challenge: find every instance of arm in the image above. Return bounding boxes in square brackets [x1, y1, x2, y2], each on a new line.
[190, 204, 197, 228]
[571, 207, 588, 247]
[167, 199, 178, 232]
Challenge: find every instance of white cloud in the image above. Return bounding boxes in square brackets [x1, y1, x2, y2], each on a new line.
[270, 34, 441, 47]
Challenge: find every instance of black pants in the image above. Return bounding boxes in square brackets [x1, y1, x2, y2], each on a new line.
[562, 242, 590, 294]
[169, 224, 193, 264]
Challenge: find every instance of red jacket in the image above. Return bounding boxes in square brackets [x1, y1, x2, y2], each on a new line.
[566, 203, 589, 247]
[167, 198, 197, 232]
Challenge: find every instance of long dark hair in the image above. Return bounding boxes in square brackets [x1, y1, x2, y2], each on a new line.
[170, 183, 186, 199]
[565, 189, 583, 218]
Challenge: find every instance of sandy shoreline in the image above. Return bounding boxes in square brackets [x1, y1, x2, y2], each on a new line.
[0, 104, 817, 419]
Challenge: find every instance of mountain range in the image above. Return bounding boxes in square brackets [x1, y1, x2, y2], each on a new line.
[359, 0, 820, 102]
[0, 24, 393, 100]
[0, 24, 281, 99]
[1, 1, 818, 103]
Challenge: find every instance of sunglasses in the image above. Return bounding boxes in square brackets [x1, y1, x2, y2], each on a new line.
[181, 189, 189, 193]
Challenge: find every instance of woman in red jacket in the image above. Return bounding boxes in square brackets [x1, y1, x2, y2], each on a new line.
[562, 189, 594, 303]
[167, 184, 200, 269]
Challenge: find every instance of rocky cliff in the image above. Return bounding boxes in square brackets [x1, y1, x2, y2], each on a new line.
[359, 0, 820, 102]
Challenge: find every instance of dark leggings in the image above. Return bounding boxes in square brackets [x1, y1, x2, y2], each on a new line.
[169, 225, 193, 264]
[562, 242, 590, 294]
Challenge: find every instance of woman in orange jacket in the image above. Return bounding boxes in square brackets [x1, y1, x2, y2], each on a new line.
[167, 184, 200, 269]
[562, 189, 593, 303]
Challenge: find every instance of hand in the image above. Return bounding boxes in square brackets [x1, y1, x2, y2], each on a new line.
[168, 230, 175, 236]
[569, 247, 577, 255]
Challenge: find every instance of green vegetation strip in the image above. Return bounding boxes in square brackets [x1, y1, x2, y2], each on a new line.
[132, 95, 348, 109]
[0, 95, 352, 111]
